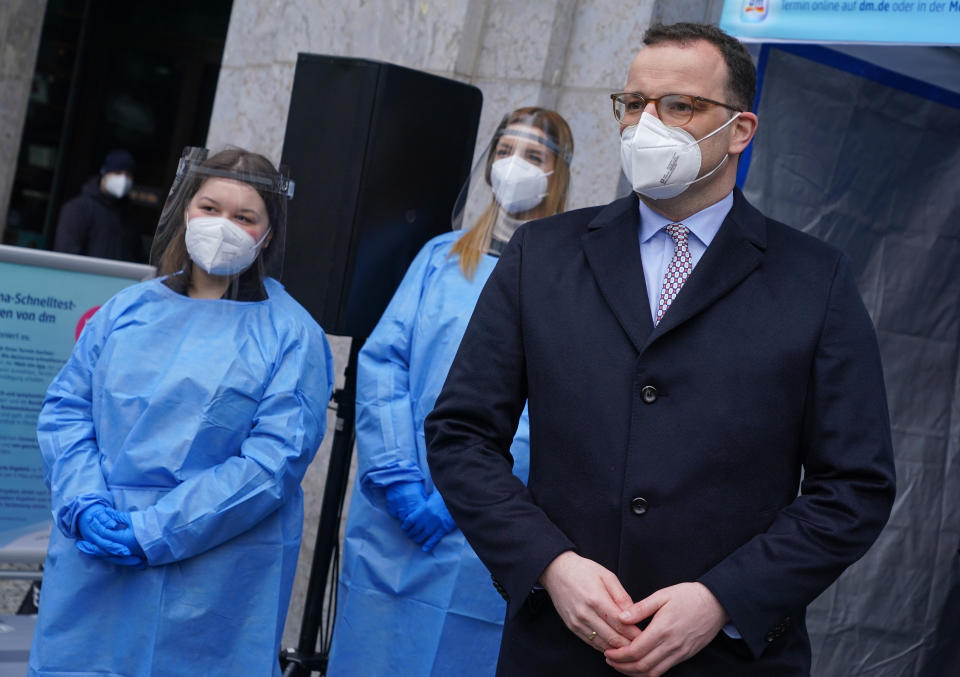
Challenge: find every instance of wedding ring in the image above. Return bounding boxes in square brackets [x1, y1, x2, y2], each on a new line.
[587, 630, 598, 641]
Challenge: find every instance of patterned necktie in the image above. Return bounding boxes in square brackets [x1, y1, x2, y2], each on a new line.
[656, 223, 692, 324]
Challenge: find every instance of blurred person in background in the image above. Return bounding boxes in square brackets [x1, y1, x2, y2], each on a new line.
[53, 148, 145, 262]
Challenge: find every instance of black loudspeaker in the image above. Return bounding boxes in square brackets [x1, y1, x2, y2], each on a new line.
[280, 54, 483, 338]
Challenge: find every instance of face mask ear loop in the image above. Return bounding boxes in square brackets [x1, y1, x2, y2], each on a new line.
[675, 153, 730, 191]
[687, 111, 742, 149]
[537, 169, 555, 200]
[253, 227, 272, 248]
[657, 111, 739, 192]
[675, 111, 743, 188]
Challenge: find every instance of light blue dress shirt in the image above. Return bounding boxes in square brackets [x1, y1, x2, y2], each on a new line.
[637, 191, 734, 321]
[636, 191, 743, 639]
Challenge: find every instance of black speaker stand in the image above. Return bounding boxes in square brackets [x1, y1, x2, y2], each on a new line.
[280, 337, 362, 677]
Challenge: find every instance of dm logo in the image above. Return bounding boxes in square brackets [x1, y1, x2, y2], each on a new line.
[742, 0, 769, 22]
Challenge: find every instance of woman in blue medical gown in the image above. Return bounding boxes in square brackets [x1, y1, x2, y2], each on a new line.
[29, 147, 334, 677]
[326, 107, 573, 676]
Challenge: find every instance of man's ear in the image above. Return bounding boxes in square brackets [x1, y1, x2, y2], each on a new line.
[729, 112, 758, 155]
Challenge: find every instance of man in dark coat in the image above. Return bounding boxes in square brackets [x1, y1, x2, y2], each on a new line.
[426, 22, 896, 677]
[53, 148, 145, 262]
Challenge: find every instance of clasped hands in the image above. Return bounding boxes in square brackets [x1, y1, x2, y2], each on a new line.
[76, 504, 146, 568]
[540, 551, 728, 677]
[385, 481, 455, 552]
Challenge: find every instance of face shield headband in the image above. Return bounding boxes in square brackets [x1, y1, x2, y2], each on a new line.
[151, 147, 294, 284]
[492, 127, 573, 165]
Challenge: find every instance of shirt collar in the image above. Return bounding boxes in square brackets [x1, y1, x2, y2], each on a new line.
[637, 191, 734, 247]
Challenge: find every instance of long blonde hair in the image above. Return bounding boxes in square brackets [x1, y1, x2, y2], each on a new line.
[451, 107, 573, 279]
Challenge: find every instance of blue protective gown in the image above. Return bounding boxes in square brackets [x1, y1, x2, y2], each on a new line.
[326, 230, 529, 677]
[29, 277, 334, 677]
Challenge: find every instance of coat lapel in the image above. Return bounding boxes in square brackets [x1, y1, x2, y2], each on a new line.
[582, 194, 654, 353]
[644, 189, 767, 348]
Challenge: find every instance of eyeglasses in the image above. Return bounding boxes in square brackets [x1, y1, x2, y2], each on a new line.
[610, 92, 741, 127]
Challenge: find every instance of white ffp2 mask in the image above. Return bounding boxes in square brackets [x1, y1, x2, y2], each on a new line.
[619, 111, 740, 199]
[490, 155, 551, 214]
[103, 173, 132, 199]
[184, 216, 269, 276]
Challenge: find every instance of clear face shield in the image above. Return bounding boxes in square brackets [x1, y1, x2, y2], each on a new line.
[451, 117, 573, 256]
[149, 146, 295, 298]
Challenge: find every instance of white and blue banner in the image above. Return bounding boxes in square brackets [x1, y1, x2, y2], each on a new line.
[720, 0, 960, 45]
[0, 246, 153, 562]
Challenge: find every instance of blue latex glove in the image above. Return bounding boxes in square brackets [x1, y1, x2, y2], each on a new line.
[75, 505, 145, 567]
[385, 481, 427, 521]
[102, 508, 146, 560]
[400, 491, 455, 552]
[76, 504, 127, 556]
[75, 539, 145, 568]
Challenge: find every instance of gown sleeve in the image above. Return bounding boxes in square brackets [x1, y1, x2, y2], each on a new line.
[37, 303, 115, 539]
[353, 240, 440, 509]
[129, 320, 335, 565]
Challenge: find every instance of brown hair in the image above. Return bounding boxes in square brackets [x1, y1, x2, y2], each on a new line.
[157, 148, 285, 295]
[643, 23, 756, 112]
[450, 107, 574, 279]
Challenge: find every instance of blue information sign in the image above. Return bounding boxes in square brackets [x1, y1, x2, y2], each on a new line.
[721, 0, 960, 45]
[0, 246, 153, 562]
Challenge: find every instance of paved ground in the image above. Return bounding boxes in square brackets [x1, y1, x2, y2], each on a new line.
[0, 565, 37, 614]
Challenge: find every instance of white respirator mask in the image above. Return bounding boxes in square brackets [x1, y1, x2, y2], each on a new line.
[490, 155, 551, 214]
[619, 111, 740, 199]
[103, 173, 133, 199]
[184, 216, 270, 276]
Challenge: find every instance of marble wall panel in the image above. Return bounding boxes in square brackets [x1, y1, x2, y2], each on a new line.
[555, 87, 624, 209]
[473, 0, 568, 81]
[0, 0, 47, 240]
[562, 0, 655, 92]
[206, 62, 296, 161]
[222, 0, 472, 72]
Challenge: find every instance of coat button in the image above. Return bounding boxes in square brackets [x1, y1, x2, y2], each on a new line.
[640, 385, 657, 403]
[630, 497, 649, 515]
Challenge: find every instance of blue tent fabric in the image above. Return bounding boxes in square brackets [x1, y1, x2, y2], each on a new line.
[326, 231, 529, 676]
[742, 46, 960, 676]
[29, 277, 334, 677]
[918, 541, 960, 675]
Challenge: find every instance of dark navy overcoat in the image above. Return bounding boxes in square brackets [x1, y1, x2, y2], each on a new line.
[426, 190, 895, 676]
